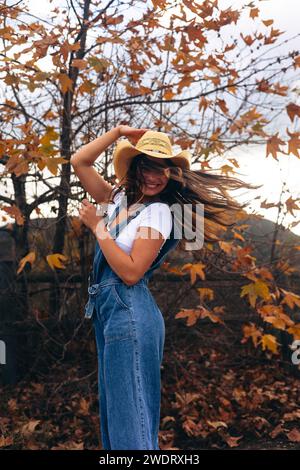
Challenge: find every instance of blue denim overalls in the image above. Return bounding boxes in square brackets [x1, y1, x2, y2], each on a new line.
[84, 196, 180, 450]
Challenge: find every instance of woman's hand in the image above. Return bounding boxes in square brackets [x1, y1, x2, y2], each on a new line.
[118, 125, 150, 146]
[79, 199, 104, 235]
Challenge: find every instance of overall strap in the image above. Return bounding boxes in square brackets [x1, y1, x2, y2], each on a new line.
[145, 211, 180, 274]
[107, 196, 154, 239]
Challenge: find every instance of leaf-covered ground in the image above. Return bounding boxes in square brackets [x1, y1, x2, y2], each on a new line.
[1, 316, 299, 450]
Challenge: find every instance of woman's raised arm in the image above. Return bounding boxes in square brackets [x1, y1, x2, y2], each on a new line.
[70, 126, 121, 203]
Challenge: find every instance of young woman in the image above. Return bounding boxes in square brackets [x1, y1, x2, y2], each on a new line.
[71, 126, 259, 450]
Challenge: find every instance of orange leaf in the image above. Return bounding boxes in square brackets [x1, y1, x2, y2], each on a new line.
[220, 164, 234, 176]
[262, 19, 274, 27]
[280, 288, 300, 309]
[199, 96, 209, 112]
[164, 89, 175, 100]
[242, 323, 262, 348]
[17, 251, 36, 275]
[266, 133, 285, 160]
[269, 424, 286, 439]
[240, 281, 271, 308]
[207, 420, 227, 430]
[78, 398, 90, 416]
[294, 56, 300, 68]
[286, 428, 300, 442]
[240, 34, 255, 46]
[216, 98, 229, 114]
[45, 157, 68, 176]
[21, 420, 41, 436]
[58, 73, 73, 94]
[286, 103, 300, 123]
[46, 253, 68, 270]
[228, 158, 240, 168]
[199, 305, 225, 324]
[233, 231, 245, 242]
[287, 129, 300, 157]
[285, 196, 300, 216]
[260, 199, 280, 210]
[287, 324, 300, 340]
[71, 59, 88, 69]
[223, 434, 243, 447]
[181, 263, 206, 284]
[1, 204, 24, 225]
[249, 7, 259, 19]
[5, 154, 29, 177]
[197, 287, 214, 302]
[0, 436, 14, 448]
[175, 308, 200, 326]
[263, 316, 287, 331]
[40, 127, 59, 148]
[218, 241, 233, 254]
[261, 334, 279, 354]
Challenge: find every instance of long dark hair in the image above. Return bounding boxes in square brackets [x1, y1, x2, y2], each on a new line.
[107, 152, 262, 247]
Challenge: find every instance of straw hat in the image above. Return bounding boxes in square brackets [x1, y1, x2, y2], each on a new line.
[112, 130, 192, 182]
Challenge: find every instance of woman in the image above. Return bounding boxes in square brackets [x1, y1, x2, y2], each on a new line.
[71, 126, 259, 450]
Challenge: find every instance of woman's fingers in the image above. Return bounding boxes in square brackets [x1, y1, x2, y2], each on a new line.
[128, 129, 150, 145]
[120, 126, 150, 138]
[131, 128, 150, 136]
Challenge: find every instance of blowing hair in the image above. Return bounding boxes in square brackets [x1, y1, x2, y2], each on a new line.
[107, 152, 262, 248]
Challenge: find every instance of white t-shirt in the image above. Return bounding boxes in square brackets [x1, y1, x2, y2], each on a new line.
[105, 188, 173, 255]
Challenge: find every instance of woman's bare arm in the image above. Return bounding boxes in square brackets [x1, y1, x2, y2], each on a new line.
[93, 222, 165, 285]
[70, 126, 121, 203]
[72, 125, 150, 203]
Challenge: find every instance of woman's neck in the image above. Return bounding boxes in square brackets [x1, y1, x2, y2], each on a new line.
[139, 195, 161, 203]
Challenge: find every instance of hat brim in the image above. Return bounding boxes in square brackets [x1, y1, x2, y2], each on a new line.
[113, 140, 191, 181]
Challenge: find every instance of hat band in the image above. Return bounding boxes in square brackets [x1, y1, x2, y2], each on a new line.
[138, 147, 171, 156]
[137, 137, 172, 153]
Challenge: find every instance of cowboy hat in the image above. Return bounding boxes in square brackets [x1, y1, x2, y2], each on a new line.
[112, 130, 192, 182]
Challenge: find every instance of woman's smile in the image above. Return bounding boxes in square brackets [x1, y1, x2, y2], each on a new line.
[143, 182, 162, 190]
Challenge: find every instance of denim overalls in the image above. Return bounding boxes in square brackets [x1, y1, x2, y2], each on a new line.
[84, 196, 180, 450]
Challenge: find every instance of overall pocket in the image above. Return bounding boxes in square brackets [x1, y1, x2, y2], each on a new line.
[98, 284, 134, 344]
[112, 283, 131, 310]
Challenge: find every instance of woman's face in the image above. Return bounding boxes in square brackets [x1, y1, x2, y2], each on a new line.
[138, 156, 170, 196]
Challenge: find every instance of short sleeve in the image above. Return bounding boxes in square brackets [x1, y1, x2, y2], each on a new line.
[106, 187, 125, 219]
[138, 203, 172, 241]
[112, 187, 125, 205]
